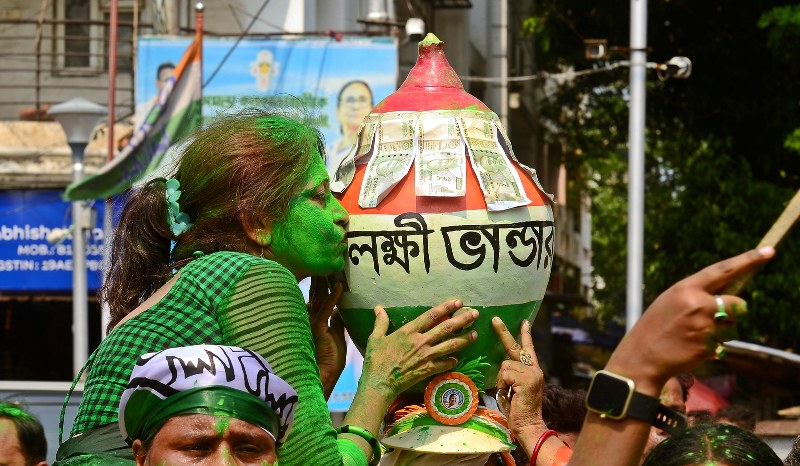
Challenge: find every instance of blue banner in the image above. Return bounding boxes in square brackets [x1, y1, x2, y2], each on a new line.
[137, 35, 398, 171]
[0, 190, 105, 291]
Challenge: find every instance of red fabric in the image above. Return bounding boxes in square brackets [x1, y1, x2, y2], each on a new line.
[686, 379, 729, 414]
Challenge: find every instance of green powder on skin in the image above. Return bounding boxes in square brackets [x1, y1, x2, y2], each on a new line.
[270, 158, 347, 278]
[215, 416, 231, 436]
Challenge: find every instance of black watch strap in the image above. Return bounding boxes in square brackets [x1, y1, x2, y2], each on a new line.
[627, 391, 687, 436]
[654, 403, 688, 436]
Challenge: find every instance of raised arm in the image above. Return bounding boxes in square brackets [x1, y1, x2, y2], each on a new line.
[493, 318, 572, 466]
[568, 246, 775, 466]
[339, 299, 479, 463]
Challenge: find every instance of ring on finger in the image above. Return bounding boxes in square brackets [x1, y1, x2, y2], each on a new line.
[713, 295, 728, 322]
[713, 343, 727, 360]
[519, 350, 534, 366]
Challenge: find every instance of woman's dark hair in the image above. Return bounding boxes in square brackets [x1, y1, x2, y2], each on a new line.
[642, 423, 782, 466]
[714, 403, 757, 432]
[541, 384, 587, 434]
[102, 108, 323, 332]
[675, 373, 694, 402]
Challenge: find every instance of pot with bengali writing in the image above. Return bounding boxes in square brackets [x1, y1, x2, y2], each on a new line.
[330, 34, 554, 403]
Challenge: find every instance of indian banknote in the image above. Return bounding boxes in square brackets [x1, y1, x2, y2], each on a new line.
[358, 114, 417, 208]
[415, 116, 466, 197]
[458, 116, 531, 211]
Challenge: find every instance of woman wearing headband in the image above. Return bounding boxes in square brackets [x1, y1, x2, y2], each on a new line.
[55, 109, 478, 466]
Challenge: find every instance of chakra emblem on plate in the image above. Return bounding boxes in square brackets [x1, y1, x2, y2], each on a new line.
[424, 372, 479, 425]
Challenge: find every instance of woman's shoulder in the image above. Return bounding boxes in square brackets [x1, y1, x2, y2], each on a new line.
[187, 251, 286, 270]
[185, 251, 296, 282]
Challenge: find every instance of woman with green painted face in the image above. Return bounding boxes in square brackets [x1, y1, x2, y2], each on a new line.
[54, 109, 478, 466]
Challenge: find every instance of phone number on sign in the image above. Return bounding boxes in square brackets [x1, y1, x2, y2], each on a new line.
[16, 243, 104, 257]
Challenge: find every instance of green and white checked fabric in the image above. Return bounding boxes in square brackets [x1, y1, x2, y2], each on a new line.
[67, 251, 359, 466]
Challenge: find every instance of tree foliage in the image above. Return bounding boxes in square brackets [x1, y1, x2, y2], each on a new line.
[525, 0, 800, 349]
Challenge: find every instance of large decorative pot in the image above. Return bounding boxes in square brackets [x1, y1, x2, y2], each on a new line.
[331, 34, 554, 394]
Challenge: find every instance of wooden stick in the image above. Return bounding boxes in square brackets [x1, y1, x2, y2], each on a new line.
[723, 189, 800, 295]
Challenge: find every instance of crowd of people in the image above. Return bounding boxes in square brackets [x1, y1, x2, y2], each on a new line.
[1, 108, 798, 466]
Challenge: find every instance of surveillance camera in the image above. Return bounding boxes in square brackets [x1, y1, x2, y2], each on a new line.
[405, 18, 425, 43]
[666, 56, 692, 79]
[584, 39, 608, 60]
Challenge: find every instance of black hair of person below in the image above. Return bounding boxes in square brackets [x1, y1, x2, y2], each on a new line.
[642, 423, 781, 466]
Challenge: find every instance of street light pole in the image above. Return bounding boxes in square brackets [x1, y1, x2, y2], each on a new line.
[627, 0, 648, 332]
[48, 98, 108, 377]
[70, 141, 89, 376]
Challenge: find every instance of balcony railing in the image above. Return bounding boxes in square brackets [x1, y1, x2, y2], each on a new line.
[0, 17, 154, 122]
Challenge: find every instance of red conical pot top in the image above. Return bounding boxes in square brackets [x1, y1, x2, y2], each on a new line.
[372, 33, 490, 114]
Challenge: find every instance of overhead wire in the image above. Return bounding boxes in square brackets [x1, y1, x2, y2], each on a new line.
[203, 0, 272, 88]
[458, 61, 627, 83]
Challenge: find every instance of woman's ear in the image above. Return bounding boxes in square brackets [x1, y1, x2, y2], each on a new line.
[239, 212, 273, 246]
[132, 439, 146, 466]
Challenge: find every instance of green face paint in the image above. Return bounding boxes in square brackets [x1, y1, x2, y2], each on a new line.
[270, 156, 349, 279]
[215, 416, 231, 436]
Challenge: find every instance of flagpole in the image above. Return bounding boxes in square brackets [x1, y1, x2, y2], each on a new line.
[195, 5, 203, 59]
[101, 0, 119, 339]
[196, 2, 204, 114]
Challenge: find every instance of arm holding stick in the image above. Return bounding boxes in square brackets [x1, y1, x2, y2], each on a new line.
[568, 247, 774, 466]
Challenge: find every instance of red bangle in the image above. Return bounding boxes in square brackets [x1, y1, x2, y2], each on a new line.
[530, 429, 558, 466]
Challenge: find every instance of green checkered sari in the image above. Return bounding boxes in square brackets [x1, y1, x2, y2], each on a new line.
[60, 251, 365, 466]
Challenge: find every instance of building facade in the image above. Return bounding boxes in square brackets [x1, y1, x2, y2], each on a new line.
[0, 1, 591, 460]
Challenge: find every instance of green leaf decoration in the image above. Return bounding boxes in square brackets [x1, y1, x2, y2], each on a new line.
[452, 356, 490, 393]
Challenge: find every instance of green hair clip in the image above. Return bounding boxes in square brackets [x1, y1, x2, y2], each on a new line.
[165, 178, 193, 236]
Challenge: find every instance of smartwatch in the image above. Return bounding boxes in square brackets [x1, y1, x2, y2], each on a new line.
[585, 370, 687, 436]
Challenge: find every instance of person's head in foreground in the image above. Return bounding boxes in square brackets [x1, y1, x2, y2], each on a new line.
[118, 345, 297, 466]
[0, 402, 47, 466]
[686, 409, 713, 427]
[641, 423, 782, 466]
[104, 108, 348, 331]
[786, 434, 800, 466]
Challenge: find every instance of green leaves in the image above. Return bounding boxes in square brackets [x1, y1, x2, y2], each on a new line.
[521, 16, 551, 52]
[519, 0, 800, 349]
[758, 5, 800, 54]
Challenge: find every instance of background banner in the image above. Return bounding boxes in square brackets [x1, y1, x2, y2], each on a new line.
[137, 35, 398, 173]
[0, 190, 105, 291]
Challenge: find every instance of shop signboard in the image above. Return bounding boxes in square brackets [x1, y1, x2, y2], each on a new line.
[0, 190, 105, 291]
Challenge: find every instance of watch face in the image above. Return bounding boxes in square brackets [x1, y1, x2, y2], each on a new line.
[585, 370, 635, 419]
